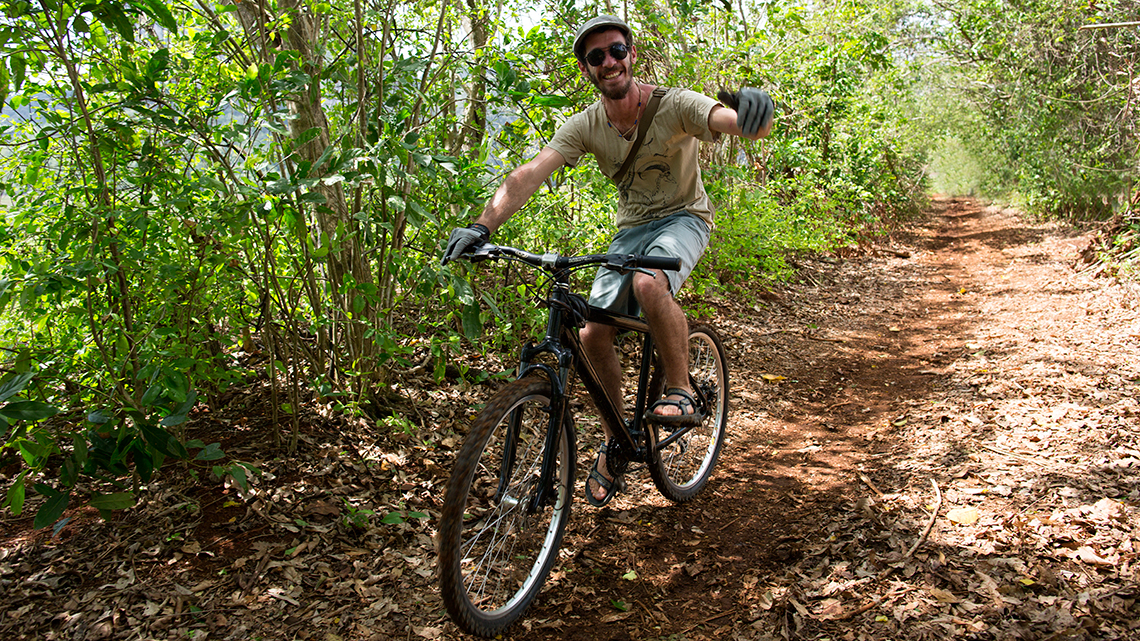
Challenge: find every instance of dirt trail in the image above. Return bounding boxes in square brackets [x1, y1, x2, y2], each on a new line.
[518, 196, 1140, 640]
[2, 197, 1138, 641]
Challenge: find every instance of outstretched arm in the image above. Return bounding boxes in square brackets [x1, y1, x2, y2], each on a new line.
[709, 88, 774, 141]
[475, 147, 568, 234]
[441, 147, 567, 265]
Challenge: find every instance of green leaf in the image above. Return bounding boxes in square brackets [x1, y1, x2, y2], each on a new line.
[141, 382, 162, 406]
[137, 0, 178, 33]
[451, 274, 476, 305]
[97, 3, 136, 43]
[33, 493, 69, 529]
[32, 482, 59, 498]
[6, 478, 25, 516]
[10, 53, 25, 91]
[380, 512, 404, 524]
[267, 177, 295, 194]
[610, 599, 629, 611]
[89, 492, 136, 511]
[133, 443, 155, 480]
[407, 202, 437, 227]
[61, 456, 79, 487]
[531, 94, 573, 108]
[0, 400, 59, 422]
[294, 127, 321, 147]
[87, 409, 111, 425]
[72, 434, 88, 467]
[161, 367, 189, 402]
[311, 142, 337, 173]
[18, 438, 49, 466]
[199, 175, 227, 193]
[143, 47, 170, 79]
[460, 302, 482, 341]
[194, 442, 224, 461]
[160, 390, 197, 427]
[228, 463, 248, 491]
[139, 422, 188, 458]
[0, 371, 35, 404]
[52, 517, 72, 538]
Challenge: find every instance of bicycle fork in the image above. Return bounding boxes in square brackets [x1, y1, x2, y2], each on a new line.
[493, 352, 572, 516]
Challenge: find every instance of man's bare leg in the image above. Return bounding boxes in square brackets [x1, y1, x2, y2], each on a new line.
[580, 269, 692, 501]
[580, 321, 622, 501]
[634, 270, 693, 415]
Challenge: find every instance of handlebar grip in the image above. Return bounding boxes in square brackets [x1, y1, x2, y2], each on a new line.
[638, 255, 682, 271]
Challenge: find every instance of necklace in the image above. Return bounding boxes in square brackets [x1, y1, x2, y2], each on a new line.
[607, 86, 644, 138]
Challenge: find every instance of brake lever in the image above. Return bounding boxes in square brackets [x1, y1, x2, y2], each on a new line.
[466, 241, 496, 263]
[605, 257, 656, 277]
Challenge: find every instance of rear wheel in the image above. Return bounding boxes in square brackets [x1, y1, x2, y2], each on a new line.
[647, 324, 729, 502]
[438, 376, 575, 637]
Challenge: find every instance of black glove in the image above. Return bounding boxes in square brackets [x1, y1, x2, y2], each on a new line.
[717, 87, 773, 136]
[441, 223, 490, 266]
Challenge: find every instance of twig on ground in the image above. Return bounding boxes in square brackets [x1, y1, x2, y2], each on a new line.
[636, 599, 662, 624]
[905, 478, 942, 559]
[977, 443, 1073, 470]
[801, 331, 847, 343]
[865, 478, 943, 585]
[718, 516, 742, 532]
[757, 329, 791, 337]
[681, 609, 734, 633]
[859, 473, 886, 498]
[837, 585, 917, 620]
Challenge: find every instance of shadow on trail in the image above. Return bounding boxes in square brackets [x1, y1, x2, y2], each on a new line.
[501, 197, 1135, 640]
[512, 201, 993, 639]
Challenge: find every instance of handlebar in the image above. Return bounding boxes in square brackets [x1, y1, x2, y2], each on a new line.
[466, 242, 681, 274]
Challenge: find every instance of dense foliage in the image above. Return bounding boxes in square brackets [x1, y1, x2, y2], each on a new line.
[925, 0, 1138, 218]
[0, 0, 1131, 528]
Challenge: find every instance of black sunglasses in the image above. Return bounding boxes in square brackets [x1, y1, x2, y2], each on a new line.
[585, 43, 630, 67]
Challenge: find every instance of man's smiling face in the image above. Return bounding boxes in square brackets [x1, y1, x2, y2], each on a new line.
[580, 28, 636, 100]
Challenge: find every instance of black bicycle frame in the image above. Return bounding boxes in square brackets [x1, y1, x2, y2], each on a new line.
[502, 270, 659, 514]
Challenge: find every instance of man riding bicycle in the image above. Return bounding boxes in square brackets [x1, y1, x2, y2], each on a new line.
[442, 14, 774, 506]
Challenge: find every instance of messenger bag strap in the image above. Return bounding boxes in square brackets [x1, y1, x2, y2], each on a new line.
[612, 87, 667, 184]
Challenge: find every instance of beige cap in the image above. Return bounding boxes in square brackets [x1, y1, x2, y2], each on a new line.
[573, 15, 633, 61]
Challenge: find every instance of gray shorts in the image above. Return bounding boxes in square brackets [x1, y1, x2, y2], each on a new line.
[587, 212, 710, 317]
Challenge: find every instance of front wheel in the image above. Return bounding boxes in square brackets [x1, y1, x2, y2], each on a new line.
[438, 376, 576, 637]
[647, 324, 729, 502]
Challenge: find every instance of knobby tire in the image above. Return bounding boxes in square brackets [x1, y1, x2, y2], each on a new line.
[647, 324, 729, 502]
[437, 375, 575, 637]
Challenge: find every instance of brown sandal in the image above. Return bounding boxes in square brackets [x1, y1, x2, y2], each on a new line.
[644, 388, 704, 427]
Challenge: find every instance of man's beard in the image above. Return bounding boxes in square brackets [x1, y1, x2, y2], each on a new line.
[588, 65, 633, 100]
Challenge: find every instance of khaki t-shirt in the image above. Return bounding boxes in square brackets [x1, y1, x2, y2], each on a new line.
[547, 88, 720, 229]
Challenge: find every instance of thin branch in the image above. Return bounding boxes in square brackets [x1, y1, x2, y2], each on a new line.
[905, 478, 942, 559]
[1079, 21, 1140, 31]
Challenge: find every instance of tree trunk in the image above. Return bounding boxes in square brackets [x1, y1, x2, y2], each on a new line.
[452, 0, 491, 158]
[234, 0, 379, 391]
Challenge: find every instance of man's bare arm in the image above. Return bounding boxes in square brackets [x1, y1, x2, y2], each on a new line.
[475, 147, 568, 234]
[709, 104, 772, 141]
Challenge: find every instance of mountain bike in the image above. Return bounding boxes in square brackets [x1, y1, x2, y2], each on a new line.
[437, 242, 730, 637]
